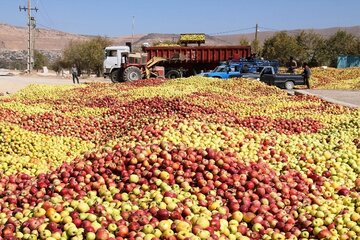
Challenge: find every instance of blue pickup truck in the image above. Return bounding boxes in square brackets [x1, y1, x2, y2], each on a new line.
[201, 64, 242, 79]
[200, 59, 279, 79]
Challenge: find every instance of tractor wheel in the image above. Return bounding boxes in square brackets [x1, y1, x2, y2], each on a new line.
[166, 70, 182, 79]
[123, 66, 142, 82]
[110, 70, 121, 83]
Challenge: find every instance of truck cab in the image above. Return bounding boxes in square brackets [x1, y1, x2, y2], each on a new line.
[103, 46, 130, 80]
[202, 64, 242, 79]
[103, 45, 149, 82]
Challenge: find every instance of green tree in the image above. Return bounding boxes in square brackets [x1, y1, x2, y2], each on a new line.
[62, 40, 84, 72]
[262, 31, 300, 66]
[239, 38, 250, 46]
[33, 50, 49, 71]
[295, 31, 326, 67]
[251, 39, 261, 56]
[324, 30, 360, 67]
[62, 37, 112, 76]
[50, 57, 67, 75]
[82, 37, 112, 76]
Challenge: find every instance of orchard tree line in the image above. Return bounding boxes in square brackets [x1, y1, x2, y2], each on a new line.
[32, 30, 360, 74]
[39, 37, 112, 76]
[241, 30, 360, 67]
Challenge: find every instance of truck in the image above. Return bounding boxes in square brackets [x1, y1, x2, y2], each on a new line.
[103, 44, 251, 82]
[201, 59, 279, 79]
[258, 66, 307, 90]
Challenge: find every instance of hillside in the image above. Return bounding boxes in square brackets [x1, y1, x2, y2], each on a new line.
[0, 23, 87, 51]
[217, 25, 360, 45]
[1, 23, 359, 51]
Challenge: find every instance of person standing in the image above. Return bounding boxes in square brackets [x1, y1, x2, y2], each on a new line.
[302, 62, 311, 89]
[241, 64, 249, 73]
[287, 56, 297, 73]
[71, 64, 80, 84]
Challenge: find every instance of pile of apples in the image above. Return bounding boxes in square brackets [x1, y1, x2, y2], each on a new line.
[0, 75, 359, 239]
[311, 67, 360, 89]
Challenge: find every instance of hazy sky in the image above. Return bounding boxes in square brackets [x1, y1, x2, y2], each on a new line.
[1, 0, 359, 37]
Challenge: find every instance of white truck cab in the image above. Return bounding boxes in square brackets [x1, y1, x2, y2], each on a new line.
[103, 46, 130, 79]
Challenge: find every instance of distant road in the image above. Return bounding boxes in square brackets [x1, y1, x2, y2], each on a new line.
[294, 89, 360, 108]
[0, 75, 108, 95]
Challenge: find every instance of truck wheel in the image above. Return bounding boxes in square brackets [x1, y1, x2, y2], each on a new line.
[123, 66, 142, 82]
[285, 81, 295, 90]
[110, 70, 121, 83]
[166, 70, 182, 79]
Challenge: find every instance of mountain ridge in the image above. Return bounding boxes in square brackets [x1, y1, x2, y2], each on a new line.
[0, 23, 359, 51]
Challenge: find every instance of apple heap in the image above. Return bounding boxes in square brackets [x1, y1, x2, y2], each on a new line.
[0, 143, 323, 239]
[0, 135, 358, 239]
[0, 74, 359, 239]
[311, 67, 360, 90]
[0, 122, 94, 176]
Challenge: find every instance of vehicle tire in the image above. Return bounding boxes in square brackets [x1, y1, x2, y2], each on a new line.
[285, 81, 295, 90]
[110, 70, 121, 83]
[123, 66, 142, 82]
[166, 70, 182, 79]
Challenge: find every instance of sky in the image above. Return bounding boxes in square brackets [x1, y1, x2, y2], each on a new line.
[1, 0, 359, 37]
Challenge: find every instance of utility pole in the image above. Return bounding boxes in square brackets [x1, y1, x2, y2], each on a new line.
[253, 23, 259, 54]
[19, 0, 38, 73]
[131, 16, 135, 49]
[255, 23, 259, 42]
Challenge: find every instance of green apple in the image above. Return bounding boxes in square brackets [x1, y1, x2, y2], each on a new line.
[144, 234, 156, 240]
[79, 213, 89, 220]
[87, 213, 97, 222]
[77, 201, 90, 213]
[39, 229, 51, 239]
[300, 231, 309, 238]
[158, 220, 171, 232]
[176, 221, 191, 232]
[129, 174, 139, 183]
[49, 212, 61, 223]
[162, 229, 174, 238]
[197, 230, 210, 239]
[166, 201, 177, 211]
[252, 223, 263, 232]
[143, 224, 154, 234]
[66, 226, 78, 237]
[312, 218, 324, 227]
[91, 221, 102, 232]
[107, 223, 117, 232]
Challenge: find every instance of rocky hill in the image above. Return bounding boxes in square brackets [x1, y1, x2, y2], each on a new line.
[2, 23, 359, 51]
[0, 23, 359, 69]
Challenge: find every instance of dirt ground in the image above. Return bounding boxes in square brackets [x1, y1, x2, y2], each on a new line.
[0, 73, 108, 95]
[294, 89, 360, 108]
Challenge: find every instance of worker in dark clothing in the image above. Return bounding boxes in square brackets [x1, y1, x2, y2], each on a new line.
[71, 64, 80, 84]
[241, 64, 249, 73]
[247, 53, 257, 61]
[302, 62, 311, 89]
[287, 56, 297, 73]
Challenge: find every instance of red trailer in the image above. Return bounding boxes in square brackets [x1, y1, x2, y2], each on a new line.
[103, 44, 251, 82]
[143, 45, 251, 78]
